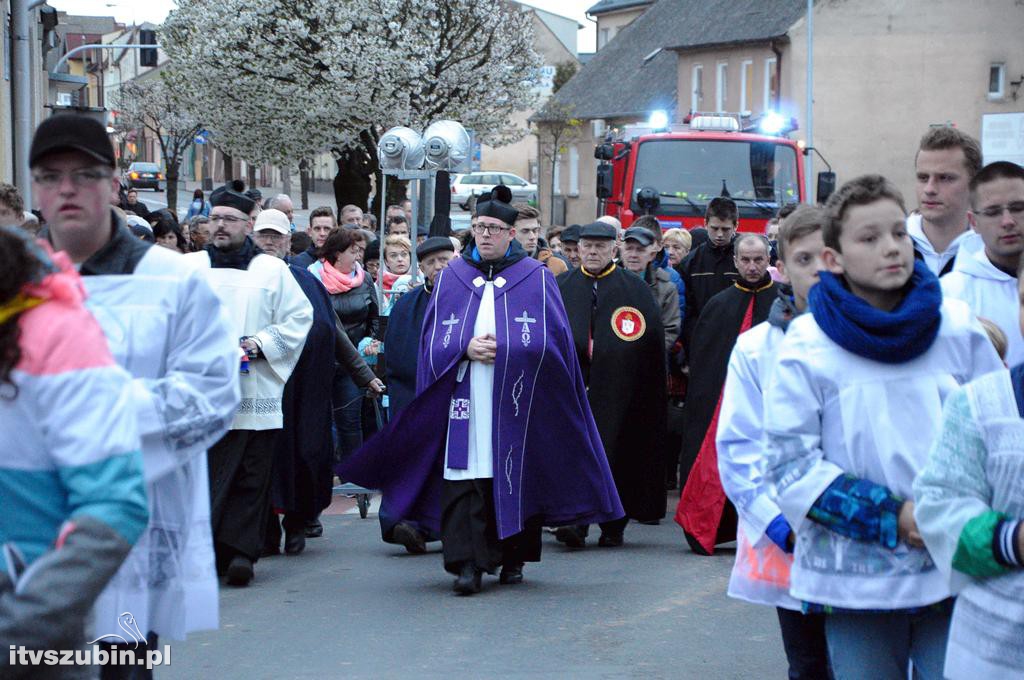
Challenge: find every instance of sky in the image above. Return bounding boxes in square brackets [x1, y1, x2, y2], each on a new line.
[47, 0, 599, 52]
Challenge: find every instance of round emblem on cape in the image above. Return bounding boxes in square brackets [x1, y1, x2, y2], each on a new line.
[611, 306, 646, 341]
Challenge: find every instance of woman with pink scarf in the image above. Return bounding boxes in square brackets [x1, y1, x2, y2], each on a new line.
[309, 228, 379, 464]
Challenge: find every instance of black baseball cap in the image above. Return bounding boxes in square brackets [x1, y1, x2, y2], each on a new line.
[623, 226, 656, 246]
[29, 114, 116, 168]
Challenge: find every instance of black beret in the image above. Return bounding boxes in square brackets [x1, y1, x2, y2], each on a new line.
[210, 180, 256, 214]
[561, 224, 581, 243]
[579, 221, 617, 240]
[417, 236, 455, 259]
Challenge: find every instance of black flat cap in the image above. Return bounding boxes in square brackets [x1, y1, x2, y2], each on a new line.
[579, 221, 617, 240]
[561, 224, 581, 243]
[417, 236, 455, 259]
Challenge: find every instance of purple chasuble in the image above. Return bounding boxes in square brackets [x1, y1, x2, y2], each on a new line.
[340, 256, 624, 539]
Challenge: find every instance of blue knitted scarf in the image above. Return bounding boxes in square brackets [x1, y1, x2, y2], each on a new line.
[809, 259, 942, 364]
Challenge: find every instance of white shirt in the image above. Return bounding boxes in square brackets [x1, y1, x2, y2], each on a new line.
[188, 251, 313, 430]
[763, 299, 1003, 609]
[942, 245, 1023, 367]
[445, 281, 496, 480]
[88, 244, 240, 641]
[717, 321, 801, 610]
[906, 213, 979, 276]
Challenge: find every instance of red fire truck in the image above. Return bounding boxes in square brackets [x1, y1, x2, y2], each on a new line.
[595, 112, 833, 233]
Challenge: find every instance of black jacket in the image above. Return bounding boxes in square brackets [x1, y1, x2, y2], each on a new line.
[676, 239, 738, 352]
[327, 276, 379, 346]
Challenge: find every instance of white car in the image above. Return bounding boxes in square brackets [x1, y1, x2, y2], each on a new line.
[451, 172, 538, 209]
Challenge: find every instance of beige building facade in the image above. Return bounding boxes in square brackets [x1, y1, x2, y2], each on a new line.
[543, 0, 1024, 225]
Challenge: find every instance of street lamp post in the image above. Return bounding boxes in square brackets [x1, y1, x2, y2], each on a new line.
[805, 0, 814, 203]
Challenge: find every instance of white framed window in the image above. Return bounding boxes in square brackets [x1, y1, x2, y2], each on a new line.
[764, 57, 778, 110]
[569, 146, 579, 197]
[553, 153, 562, 196]
[989, 63, 1006, 100]
[691, 64, 703, 112]
[716, 62, 728, 111]
[599, 28, 610, 49]
[740, 60, 753, 113]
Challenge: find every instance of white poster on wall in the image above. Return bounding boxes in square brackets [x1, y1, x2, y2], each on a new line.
[982, 112, 1024, 166]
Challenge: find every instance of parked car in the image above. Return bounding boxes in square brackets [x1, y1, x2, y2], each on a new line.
[124, 162, 164, 190]
[451, 172, 537, 210]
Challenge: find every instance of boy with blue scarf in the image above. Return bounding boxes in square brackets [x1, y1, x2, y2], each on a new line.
[763, 175, 1003, 679]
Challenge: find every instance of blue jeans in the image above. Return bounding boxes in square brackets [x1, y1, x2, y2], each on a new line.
[824, 602, 952, 680]
[332, 370, 364, 465]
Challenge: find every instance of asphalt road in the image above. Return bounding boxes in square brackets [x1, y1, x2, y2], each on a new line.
[159, 495, 787, 680]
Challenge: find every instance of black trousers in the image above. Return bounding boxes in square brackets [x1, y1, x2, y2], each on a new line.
[440, 479, 542, 575]
[99, 633, 158, 680]
[265, 508, 306, 550]
[776, 607, 832, 680]
[208, 429, 278, 564]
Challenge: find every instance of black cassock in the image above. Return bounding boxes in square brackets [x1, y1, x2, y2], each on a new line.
[557, 265, 667, 522]
[384, 285, 430, 417]
[678, 274, 776, 495]
[271, 265, 337, 521]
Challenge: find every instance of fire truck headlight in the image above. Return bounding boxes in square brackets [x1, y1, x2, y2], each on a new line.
[648, 110, 669, 131]
[759, 112, 786, 135]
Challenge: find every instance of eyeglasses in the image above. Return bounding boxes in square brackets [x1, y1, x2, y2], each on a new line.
[32, 168, 112, 188]
[209, 214, 249, 226]
[976, 202, 1024, 220]
[472, 224, 510, 236]
[255, 232, 288, 241]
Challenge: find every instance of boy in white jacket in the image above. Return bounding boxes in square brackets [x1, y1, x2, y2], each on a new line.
[941, 161, 1024, 366]
[763, 175, 1003, 679]
[716, 205, 831, 678]
[914, 162, 1024, 680]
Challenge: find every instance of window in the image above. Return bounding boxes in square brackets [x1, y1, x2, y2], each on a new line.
[989, 63, 1006, 99]
[716, 62, 728, 111]
[501, 174, 525, 187]
[599, 28, 610, 49]
[691, 64, 703, 112]
[764, 58, 778, 110]
[553, 154, 562, 196]
[569, 146, 580, 197]
[740, 60, 754, 113]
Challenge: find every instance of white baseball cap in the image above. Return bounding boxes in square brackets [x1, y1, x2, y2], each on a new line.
[253, 208, 290, 235]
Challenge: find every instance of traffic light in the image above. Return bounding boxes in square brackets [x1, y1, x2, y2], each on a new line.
[139, 29, 157, 67]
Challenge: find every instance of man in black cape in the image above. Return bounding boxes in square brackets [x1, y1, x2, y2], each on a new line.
[250, 209, 382, 555]
[675, 233, 775, 555]
[555, 221, 667, 547]
[378, 236, 456, 553]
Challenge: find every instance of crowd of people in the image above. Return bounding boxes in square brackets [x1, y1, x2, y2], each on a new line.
[1, 112, 1022, 680]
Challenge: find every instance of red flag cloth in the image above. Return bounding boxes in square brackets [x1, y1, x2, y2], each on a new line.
[675, 295, 757, 554]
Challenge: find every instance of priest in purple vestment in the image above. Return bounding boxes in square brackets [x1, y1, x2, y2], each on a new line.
[340, 192, 624, 595]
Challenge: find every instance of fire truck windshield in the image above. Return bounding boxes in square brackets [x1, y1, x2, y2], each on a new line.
[631, 139, 799, 214]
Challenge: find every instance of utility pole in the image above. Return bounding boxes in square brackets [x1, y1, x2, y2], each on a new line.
[12, 0, 35, 209]
[805, 0, 814, 203]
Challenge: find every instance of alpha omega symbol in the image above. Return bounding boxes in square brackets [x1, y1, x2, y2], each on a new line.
[514, 310, 537, 347]
[441, 313, 460, 348]
[449, 398, 470, 420]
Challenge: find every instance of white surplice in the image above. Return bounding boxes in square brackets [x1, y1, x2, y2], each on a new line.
[188, 251, 313, 431]
[445, 281, 495, 480]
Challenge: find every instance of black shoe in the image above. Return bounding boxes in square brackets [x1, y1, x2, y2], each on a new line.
[226, 556, 254, 586]
[637, 519, 660, 525]
[304, 519, 324, 538]
[392, 522, 427, 555]
[598, 533, 624, 547]
[452, 564, 482, 595]
[554, 526, 586, 549]
[499, 564, 524, 585]
[284, 529, 306, 555]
